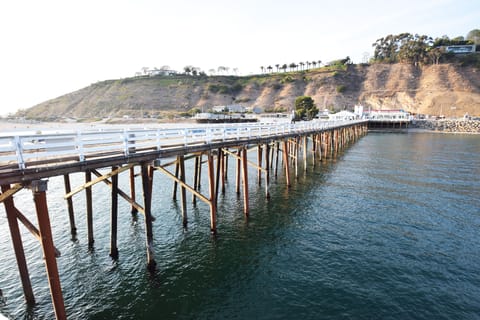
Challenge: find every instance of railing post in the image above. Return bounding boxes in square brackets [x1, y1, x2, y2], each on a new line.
[156, 129, 161, 150]
[14, 136, 25, 170]
[76, 131, 85, 162]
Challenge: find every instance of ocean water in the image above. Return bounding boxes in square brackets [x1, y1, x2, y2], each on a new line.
[1, 132, 480, 319]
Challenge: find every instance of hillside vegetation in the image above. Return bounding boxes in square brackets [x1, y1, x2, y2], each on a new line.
[20, 63, 480, 120]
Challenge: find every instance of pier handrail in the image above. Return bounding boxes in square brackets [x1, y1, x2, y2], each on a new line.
[0, 120, 366, 171]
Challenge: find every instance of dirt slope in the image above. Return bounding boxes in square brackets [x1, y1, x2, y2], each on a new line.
[22, 63, 480, 119]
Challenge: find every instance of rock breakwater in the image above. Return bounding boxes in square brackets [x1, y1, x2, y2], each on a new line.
[411, 119, 480, 133]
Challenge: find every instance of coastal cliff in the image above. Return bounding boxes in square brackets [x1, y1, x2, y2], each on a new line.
[20, 63, 480, 120]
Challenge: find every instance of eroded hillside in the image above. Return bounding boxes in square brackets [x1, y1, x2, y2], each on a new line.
[23, 63, 480, 119]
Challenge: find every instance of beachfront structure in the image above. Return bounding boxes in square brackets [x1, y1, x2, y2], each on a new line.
[363, 109, 411, 121]
[364, 109, 411, 129]
[329, 110, 357, 121]
[211, 105, 246, 113]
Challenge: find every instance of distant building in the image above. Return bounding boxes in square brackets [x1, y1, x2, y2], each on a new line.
[354, 105, 364, 117]
[212, 105, 246, 113]
[329, 110, 357, 121]
[363, 109, 411, 121]
[148, 69, 177, 76]
[445, 45, 476, 54]
[316, 109, 330, 119]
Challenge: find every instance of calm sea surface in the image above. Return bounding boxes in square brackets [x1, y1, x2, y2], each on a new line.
[1, 132, 480, 319]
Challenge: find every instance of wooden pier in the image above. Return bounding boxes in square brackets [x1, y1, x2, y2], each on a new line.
[0, 120, 367, 319]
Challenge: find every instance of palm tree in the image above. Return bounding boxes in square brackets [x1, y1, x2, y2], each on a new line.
[299, 62, 304, 71]
[267, 65, 273, 73]
[312, 61, 317, 69]
[275, 64, 280, 72]
[318, 60, 322, 67]
[289, 63, 296, 72]
[282, 64, 288, 72]
[260, 66, 265, 74]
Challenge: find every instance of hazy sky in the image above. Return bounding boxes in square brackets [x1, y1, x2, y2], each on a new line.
[0, 0, 478, 116]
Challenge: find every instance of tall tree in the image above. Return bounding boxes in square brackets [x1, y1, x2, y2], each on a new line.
[184, 66, 192, 75]
[275, 64, 280, 72]
[467, 29, 480, 44]
[294, 96, 318, 120]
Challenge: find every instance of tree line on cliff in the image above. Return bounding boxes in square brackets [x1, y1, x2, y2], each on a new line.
[371, 29, 480, 67]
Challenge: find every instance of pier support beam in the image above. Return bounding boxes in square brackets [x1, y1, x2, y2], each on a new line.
[257, 145, 263, 185]
[1, 184, 35, 305]
[235, 149, 241, 194]
[179, 155, 187, 227]
[264, 143, 270, 199]
[241, 147, 249, 216]
[192, 155, 200, 206]
[303, 136, 308, 172]
[141, 163, 156, 271]
[31, 180, 66, 320]
[85, 170, 94, 248]
[129, 167, 138, 215]
[63, 174, 77, 235]
[274, 142, 280, 178]
[172, 161, 179, 200]
[207, 152, 217, 234]
[110, 166, 119, 259]
[283, 140, 291, 187]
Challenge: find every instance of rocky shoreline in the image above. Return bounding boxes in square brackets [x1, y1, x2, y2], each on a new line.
[410, 119, 480, 133]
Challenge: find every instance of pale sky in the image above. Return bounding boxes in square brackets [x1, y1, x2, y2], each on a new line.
[0, 0, 478, 116]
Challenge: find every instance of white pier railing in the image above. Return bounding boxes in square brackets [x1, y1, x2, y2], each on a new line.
[0, 120, 365, 170]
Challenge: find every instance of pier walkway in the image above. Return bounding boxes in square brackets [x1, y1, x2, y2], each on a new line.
[0, 119, 367, 319]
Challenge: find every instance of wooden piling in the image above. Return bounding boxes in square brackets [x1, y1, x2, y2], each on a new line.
[257, 145, 263, 185]
[283, 140, 291, 187]
[85, 170, 94, 247]
[221, 150, 226, 194]
[224, 152, 229, 181]
[207, 152, 217, 233]
[179, 155, 187, 227]
[192, 155, 200, 205]
[215, 148, 222, 204]
[63, 174, 77, 235]
[141, 163, 156, 271]
[274, 142, 280, 178]
[110, 166, 119, 259]
[1, 184, 35, 305]
[31, 180, 66, 320]
[294, 138, 299, 178]
[235, 149, 241, 194]
[264, 143, 270, 199]
[241, 147, 249, 216]
[303, 136, 308, 172]
[129, 167, 138, 215]
[172, 161, 179, 200]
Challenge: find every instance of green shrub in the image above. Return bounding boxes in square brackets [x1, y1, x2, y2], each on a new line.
[336, 85, 346, 93]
